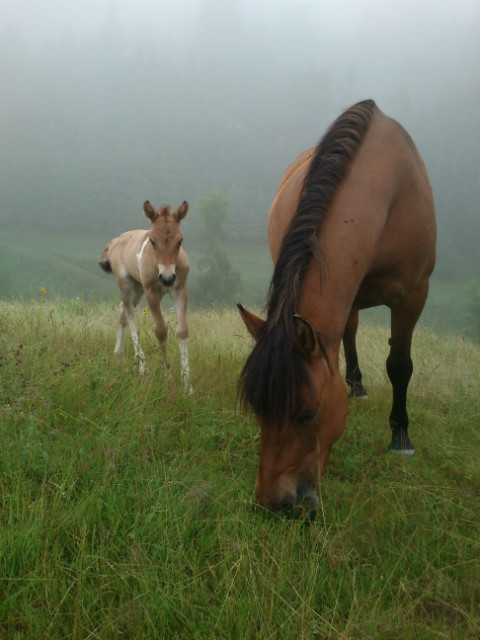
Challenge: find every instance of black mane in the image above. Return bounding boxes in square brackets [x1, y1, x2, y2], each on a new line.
[239, 100, 376, 426]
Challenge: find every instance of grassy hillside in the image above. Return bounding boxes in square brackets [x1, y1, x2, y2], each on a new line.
[0, 226, 273, 308]
[0, 224, 478, 338]
[1, 300, 479, 639]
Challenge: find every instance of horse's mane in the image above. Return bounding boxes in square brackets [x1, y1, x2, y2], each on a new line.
[239, 99, 376, 426]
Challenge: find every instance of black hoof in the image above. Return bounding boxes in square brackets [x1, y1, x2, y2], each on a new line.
[349, 382, 368, 399]
[388, 431, 415, 456]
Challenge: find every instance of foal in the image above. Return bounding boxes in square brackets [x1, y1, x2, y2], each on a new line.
[99, 201, 192, 392]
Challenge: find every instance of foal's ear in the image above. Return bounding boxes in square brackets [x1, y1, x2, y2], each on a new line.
[173, 201, 189, 223]
[293, 314, 320, 360]
[143, 201, 158, 222]
[237, 303, 265, 341]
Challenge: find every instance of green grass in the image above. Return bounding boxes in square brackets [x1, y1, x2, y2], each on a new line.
[3, 224, 477, 337]
[0, 226, 273, 308]
[1, 300, 479, 639]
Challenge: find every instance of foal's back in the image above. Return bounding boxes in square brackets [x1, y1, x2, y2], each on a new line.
[100, 229, 149, 285]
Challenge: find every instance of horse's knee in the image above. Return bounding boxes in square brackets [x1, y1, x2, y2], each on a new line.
[386, 353, 413, 387]
[118, 304, 127, 325]
[154, 325, 168, 345]
[176, 325, 189, 340]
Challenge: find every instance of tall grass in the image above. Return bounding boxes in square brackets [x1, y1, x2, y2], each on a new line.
[1, 299, 479, 639]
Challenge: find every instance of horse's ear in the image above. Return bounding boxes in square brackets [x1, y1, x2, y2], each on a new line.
[173, 201, 189, 223]
[143, 201, 158, 222]
[237, 303, 264, 341]
[293, 314, 320, 360]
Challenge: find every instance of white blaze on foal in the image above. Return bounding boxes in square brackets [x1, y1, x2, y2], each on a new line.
[99, 200, 193, 393]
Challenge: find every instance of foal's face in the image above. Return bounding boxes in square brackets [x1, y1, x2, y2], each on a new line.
[238, 305, 348, 516]
[143, 201, 188, 287]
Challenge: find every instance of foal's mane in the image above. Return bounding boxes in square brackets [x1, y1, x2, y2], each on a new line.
[239, 99, 376, 426]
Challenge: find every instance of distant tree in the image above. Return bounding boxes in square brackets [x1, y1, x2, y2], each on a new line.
[191, 191, 243, 307]
[198, 191, 229, 247]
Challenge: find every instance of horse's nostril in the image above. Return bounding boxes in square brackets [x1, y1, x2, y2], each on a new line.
[159, 273, 176, 286]
[296, 484, 319, 507]
[279, 495, 295, 509]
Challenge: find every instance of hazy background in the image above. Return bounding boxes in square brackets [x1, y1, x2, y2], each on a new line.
[1, 0, 479, 332]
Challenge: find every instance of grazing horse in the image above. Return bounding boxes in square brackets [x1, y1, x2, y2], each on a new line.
[99, 201, 193, 392]
[238, 100, 436, 514]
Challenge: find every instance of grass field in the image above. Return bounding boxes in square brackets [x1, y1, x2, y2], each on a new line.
[1, 300, 479, 639]
[1, 224, 478, 338]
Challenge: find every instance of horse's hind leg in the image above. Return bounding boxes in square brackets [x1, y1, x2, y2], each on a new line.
[343, 309, 368, 399]
[116, 280, 145, 372]
[125, 301, 146, 374]
[387, 287, 428, 455]
[114, 301, 128, 361]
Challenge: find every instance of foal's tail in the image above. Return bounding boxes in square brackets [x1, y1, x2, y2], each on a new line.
[99, 245, 112, 273]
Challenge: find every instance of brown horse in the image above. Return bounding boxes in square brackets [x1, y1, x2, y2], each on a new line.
[238, 100, 436, 514]
[100, 201, 192, 393]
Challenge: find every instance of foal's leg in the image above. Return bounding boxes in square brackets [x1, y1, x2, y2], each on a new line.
[114, 300, 128, 361]
[144, 290, 170, 370]
[125, 302, 146, 374]
[387, 287, 427, 455]
[171, 286, 193, 394]
[116, 279, 145, 372]
[343, 309, 368, 399]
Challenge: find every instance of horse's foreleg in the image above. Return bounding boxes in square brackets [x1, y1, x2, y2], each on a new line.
[387, 287, 427, 455]
[172, 287, 193, 394]
[145, 293, 170, 370]
[343, 309, 368, 399]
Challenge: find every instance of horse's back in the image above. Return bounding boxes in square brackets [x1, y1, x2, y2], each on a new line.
[102, 229, 148, 282]
[268, 106, 436, 309]
[268, 148, 314, 262]
[348, 109, 436, 304]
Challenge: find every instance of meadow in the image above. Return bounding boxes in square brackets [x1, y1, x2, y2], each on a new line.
[1, 225, 477, 336]
[1, 299, 479, 639]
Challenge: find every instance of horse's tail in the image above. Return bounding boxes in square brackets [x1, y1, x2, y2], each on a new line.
[99, 245, 112, 273]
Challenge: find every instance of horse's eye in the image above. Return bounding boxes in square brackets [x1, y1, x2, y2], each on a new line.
[298, 408, 319, 425]
[149, 238, 155, 247]
[178, 239, 183, 248]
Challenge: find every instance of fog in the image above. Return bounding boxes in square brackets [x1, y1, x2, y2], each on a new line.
[1, 0, 479, 318]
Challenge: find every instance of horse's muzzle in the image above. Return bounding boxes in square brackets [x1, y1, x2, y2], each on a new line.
[257, 483, 319, 519]
[159, 273, 176, 287]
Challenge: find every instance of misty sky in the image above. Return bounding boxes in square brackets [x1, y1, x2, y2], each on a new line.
[0, 0, 479, 306]
[2, 0, 479, 227]
[2, 0, 478, 113]
[2, 0, 478, 37]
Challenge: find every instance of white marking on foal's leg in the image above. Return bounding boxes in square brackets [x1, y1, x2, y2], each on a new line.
[114, 301, 127, 360]
[114, 325, 126, 360]
[132, 334, 146, 374]
[178, 337, 193, 394]
[125, 306, 146, 374]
